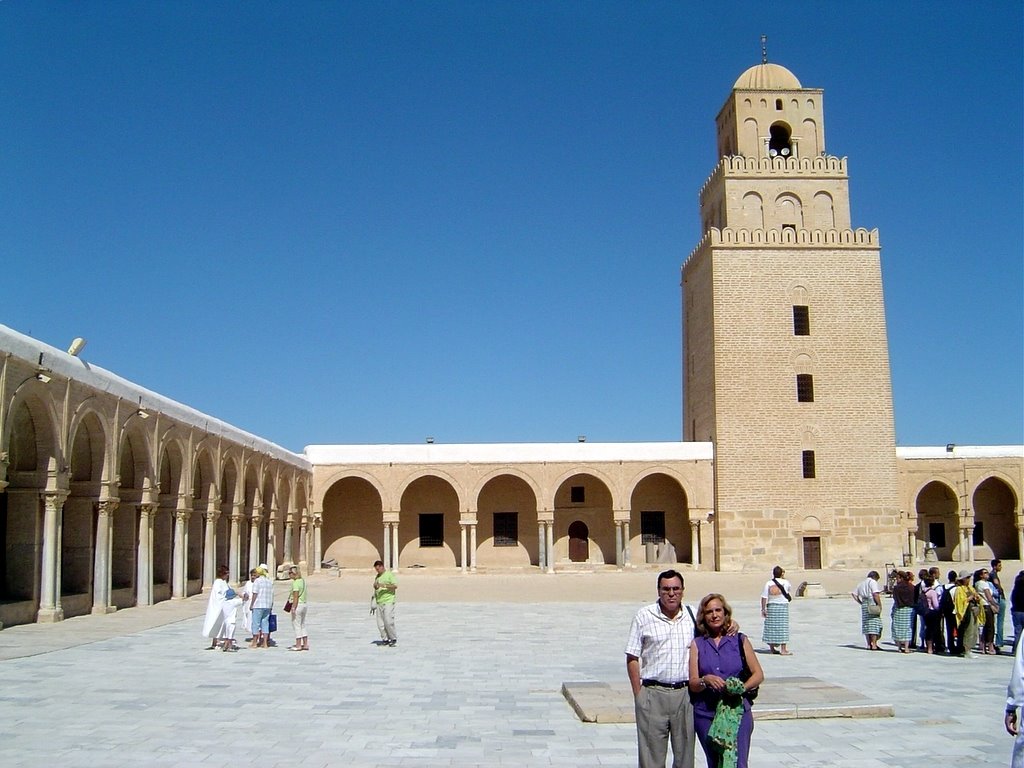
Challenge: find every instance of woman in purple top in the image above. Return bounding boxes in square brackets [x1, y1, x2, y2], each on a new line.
[688, 593, 764, 768]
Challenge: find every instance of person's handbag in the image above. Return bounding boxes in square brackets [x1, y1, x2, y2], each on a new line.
[866, 602, 882, 618]
[268, 613, 278, 633]
[283, 599, 293, 613]
[224, 587, 236, 600]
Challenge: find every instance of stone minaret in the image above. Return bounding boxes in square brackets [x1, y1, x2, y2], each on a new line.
[682, 62, 903, 570]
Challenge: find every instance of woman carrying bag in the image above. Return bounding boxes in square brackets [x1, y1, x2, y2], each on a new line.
[852, 571, 884, 650]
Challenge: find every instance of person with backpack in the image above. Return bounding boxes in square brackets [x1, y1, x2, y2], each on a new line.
[918, 572, 943, 654]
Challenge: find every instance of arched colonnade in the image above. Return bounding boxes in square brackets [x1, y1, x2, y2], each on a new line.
[897, 448, 1023, 565]
[0, 332, 311, 628]
[309, 443, 716, 573]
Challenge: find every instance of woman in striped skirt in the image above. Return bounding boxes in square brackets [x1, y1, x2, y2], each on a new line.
[891, 570, 916, 652]
[852, 571, 883, 650]
[761, 565, 793, 655]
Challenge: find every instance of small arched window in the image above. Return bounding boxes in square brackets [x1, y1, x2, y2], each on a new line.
[775, 98, 783, 110]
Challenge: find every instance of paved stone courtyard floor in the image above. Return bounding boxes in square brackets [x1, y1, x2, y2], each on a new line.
[0, 569, 1016, 767]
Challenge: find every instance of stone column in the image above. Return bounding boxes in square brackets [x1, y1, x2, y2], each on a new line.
[690, 520, 702, 569]
[38, 490, 68, 622]
[622, 521, 631, 567]
[172, 507, 188, 599]
[92, 498, 118, 614]
[284, 515, 294, 564]
[469, 523, 477, 572]
[459, 523, 467, 573]
[391, 522, 399, 570]
[614, 522, 623, 567]
[545, 521, 555, 574]
[312, 513, 323, 571]
[136, 503, 156, 607]
[266, 519, 277, 580]
[962, 527, 975, 563]
[537, 521, 546, 570]
[248, 513, 262, 573]
[1017, 524, 1024, 565]
[612, 511, 629, 568]
[228, 507, 243, 583]
[383, 522, 392, 568]
[202, 503, 219, 591]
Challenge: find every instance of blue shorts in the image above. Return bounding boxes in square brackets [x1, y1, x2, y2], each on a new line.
[252, 607, 271, 634]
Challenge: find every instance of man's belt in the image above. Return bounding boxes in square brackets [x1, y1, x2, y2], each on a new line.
[641, 679, 687, 689]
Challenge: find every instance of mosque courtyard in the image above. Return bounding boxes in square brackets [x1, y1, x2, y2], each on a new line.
[0, 569, 1013, 767]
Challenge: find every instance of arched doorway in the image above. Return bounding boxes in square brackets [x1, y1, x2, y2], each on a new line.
[915, 481, 959, 560]
[568, 521, 589, 562]
[973, 477, 1019, 559]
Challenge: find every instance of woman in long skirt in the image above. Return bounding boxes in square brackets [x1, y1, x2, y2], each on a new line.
[852, 571, 883, 650]
[761, 565, 793, 655]
[891, 570, 916, 653]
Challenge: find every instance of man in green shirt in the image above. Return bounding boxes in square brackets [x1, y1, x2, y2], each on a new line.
[372, 560, 398, 647]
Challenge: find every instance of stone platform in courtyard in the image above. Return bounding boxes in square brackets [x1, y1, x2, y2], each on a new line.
[562, 675, 895, 724]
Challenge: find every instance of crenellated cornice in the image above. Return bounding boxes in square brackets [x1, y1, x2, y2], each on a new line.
[684, 226, 879, 267]
[699, 155, 848, 201]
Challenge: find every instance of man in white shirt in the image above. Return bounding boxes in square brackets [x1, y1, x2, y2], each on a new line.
[625, 569, 697, 768]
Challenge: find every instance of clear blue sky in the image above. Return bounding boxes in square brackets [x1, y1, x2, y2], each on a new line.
[3, 3, 1021, 453]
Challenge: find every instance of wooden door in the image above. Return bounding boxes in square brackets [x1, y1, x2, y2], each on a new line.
[803, 536, 822, 569]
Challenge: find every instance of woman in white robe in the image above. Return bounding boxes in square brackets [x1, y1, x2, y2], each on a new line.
[203, 565, 242, 651]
